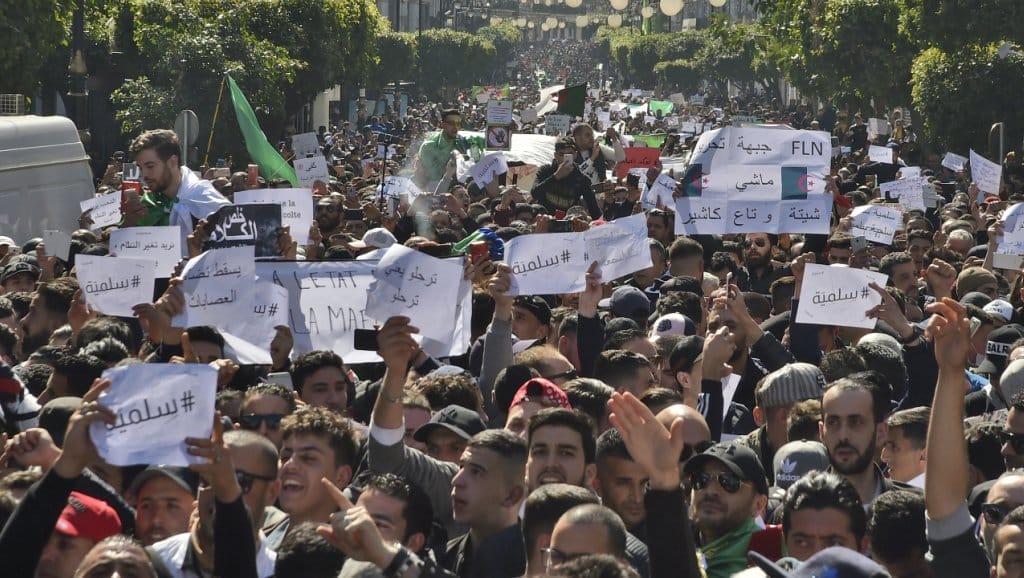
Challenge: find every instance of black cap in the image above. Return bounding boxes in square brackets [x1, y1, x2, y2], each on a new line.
[127, 465, 201, 500]
[660, 276, 704, 297]
[513, 295, 552, 326]
[977, 324, 1024, 375]
[413, 405, 486, 442]
[1, 261, 39, 284]
[684, 441, 769, 495]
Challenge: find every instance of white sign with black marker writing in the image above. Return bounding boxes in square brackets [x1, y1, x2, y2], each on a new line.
[469, 152, 508, 187]
[235, 188, 314, 245]
[173, 246, 255, 328]
[109, 226, 183, 277]
[293, 155, 330, 188]
[942, 152, 968, 172]
[879, 177, 926, 211]
[365, 245, 462, 344]
[505, 233, 588, 296]
[796, 264, 889, 329]
[221, 281, 290, 365]
[970, 149, 1003, 196]
[291, 132, 321, 158]
[868, 145, 893, 164]
[850, 205, 902, 245]
[91, 364, 217, 466]
[77, 255, 157, 317]
[584, 213, 653, 282]
[80, 191, 122, 230]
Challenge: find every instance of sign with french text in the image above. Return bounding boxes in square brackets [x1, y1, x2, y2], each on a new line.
[235, 188, 313, 245]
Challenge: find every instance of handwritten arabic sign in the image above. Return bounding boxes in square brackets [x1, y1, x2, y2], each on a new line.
[971, 149, 1003, 196]
[996, 202, 1024, 270]
[641, 173, 678, 210]
[381, 176, 422, 198]
[221, 281, 290, 365]
[79, 191, 121, 230]
[91, 364, 217, 466]
[173, 246, 255, 328]
[796, 264, 888, 329]
[615, 147, 661, 178]
[294, 155, 330, 188]
[109, 226, 182, 277]
[505, 233, 587, 296]
[235, 188, 313, 246]
[585, 214, 653, 282]
[850, 204, 902, 245]
[880, 177, 926, 211]
[468, 152, 508, 187]
[203, 204, 282, 258]
[545, 114, 571, 135]
[365, 245, 462, 344]
[77, 255, 157, 317]
[942, 152, 968, 172]
[291, 132, 321, 158]
[868, 145, 894, 164]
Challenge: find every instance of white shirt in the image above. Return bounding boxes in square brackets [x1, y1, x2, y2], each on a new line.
[151, 532, 276, 578]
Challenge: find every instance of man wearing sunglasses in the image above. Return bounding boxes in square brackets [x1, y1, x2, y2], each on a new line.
[742, 233, 787, 296]
[682, 442, 772, 578]
[237, 383, 296, 450]
[418, 109, 468, 186]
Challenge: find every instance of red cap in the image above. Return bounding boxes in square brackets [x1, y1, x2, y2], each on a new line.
[833, 194, 852, 209]
[55, 492, 122, 544]
[511, 378, 572, 410]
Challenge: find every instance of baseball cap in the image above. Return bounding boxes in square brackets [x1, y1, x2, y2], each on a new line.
[0, 236, 15, 247]
[348, 227, 396, 251]
[749, 546, 889, 578]
[511, 378, 571, 410]
[1000, 359, 1024, 404]
[984, 299, 1014, 323]
[756, 363, 826, 409]
[513, 295, 552, 326]
[684, 441, 769, 496]
[976, 324, 1024, 375]
[772, 440, 829, 490]
[0, 261, 39, 284]
[650, 313, 696, 339]
[55, 492, 123, 544]
[127, 465, 201, 500]
[599, 286, 652, 318]
[959, 291, 992, 309]
[957, 267, 998, 297]
[659, 276, 703, 296]
[413, 404, 487, 442]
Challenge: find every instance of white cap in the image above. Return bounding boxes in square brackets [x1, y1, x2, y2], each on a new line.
[649, 313, 695, 339]
[0, 237, 15, 247]
[348, 227, 396, 251]
[984, 299, 1014, 323]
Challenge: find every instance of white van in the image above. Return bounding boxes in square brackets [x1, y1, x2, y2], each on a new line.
[0, 115, 94, 243]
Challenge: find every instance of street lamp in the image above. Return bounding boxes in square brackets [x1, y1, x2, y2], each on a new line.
[68, 0, 90, 141]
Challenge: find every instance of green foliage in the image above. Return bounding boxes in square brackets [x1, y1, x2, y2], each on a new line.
[903, 0, 1024, 53]
[416, 29, 496, 97]
[373, 31, 418, 86]
[477, 23, 521, 56]
[0, 0, 68, 95]
[654, 59, 700, 94]
[910, 45, 1024, 153]
[609, 31, 706, 87]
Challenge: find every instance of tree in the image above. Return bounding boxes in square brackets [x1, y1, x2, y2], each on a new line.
[373, 31, 418, 87]
[417, 29, 496, 98]
[654, 60, 701, 95]
[902, 0, 1024, 53]
[0, 0, 68, 96]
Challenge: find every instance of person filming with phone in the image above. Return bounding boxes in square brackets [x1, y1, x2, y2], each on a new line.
[531, 136, 601, 220]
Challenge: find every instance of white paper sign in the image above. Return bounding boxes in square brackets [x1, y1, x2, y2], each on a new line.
[469, 152, 508, 186]
[365, 245, 462, 344]
[293, 155, 330, 188]
[879, 177, 926, 211]
[545, 114, 571, 135]
[486, 100, 514, 125]
[897, 166, 920, 179]
[235, 188, 314, 245]
[521, 108, 539, 124]
[970, 149, 1003, 195]
[42, 230, 72, 261]
[381, 176, 423, 198]
[222, 281, 290, 365]
[796, 264, 889, 329]
[868, 118, 889, 136]
[597, 111, 611, 129]
[584, 213, 653, 282]
[505, 233, 588, 296]
[997, 202, 1024, 269]
[77, 255, 157, 317]
[942, 152, 968, 172]
[869, 145, 893, 164]
[91, 364, 217, 466]
[642, 173, 678, 209]
[173, 246, 255, 328]
[850, 205, 902, 245]
[291, 132, 321, 157]
[109, 226, 183, 277]
[80, 191, 122, 230]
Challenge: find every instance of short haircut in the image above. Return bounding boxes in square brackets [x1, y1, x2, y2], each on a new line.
[782, 472, 866, 543]
[709, 252, 738, 275]
[16, 363, 52, 396]
[514, 346, 570, 378]
[997, 506, 1024, 553]
[80, 337, 129, 366]
[523, 483, 600, 554]
[827, 233, 853, 251]
[551, 554, 633, 578]
[654, 291, 702, 326]
[224, 429, 280, 477]
[280, 406, 359, 469]
[649, 239, 668, 262]
[441, 108, 461, 121]
[743, 292, 771, 321]
[290, 350, 346, 395]
[595, 350, 651, 391]
[825, 376, 891, 424]
[0, 297, 12, 318]
[668, 237, 704, 262]
[75, 317, 135, 354]
[0, 324, 17, 359]
[274, 522, 346, 578]
[53, 349, 106, 397]
[639, 387, 683, 412]
[819, 347, 867, 384]
[879, 252, 913, 280]
[595, 428, 632, 463]
[185, 326, 225, 352]
[787, 399, 822, 442]
[602, 329, 646, 352]
[966, 423, 1006, 482]
[886, 407, 930, 448]
[36, 279, 77, 317]
[769, 276, 796, 307]
[907, 229, 933, 245]
[129, 129, 182, 164]
[562, 378, 614, 427]
[412, 373, 479, 412]
[528, 408, 597, 465]
[362, 473, 433, 544]
[867, 490, 926, 562]
[6, 292, 30, 319]
[467, 428, 528, 488]
[244, 382, 297, 413]
[559, 504, 628, 558]
[855, 342, 907, 400]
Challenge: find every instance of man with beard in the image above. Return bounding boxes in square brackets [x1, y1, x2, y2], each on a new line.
[571, 123, 624, 184]
[130, 129, 230, 235]
[742, 233, 787, 295]
[314, 196, 344, 240]
[819, 375, 907, 507]
[20, 279, 76, 357]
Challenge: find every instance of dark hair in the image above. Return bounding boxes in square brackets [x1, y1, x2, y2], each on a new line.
[885, 407, 930, 448]
[528, 408, 597, 465]
[825, 375, 891, 424]
[709, 252, 738, 276]
[595, 350, 651, 391]
[0, 297, 12, 319]
[555, 136, 577, 151]
[559, 314, 579, 340]
[129, 129, 182, 165]
[654, 292, 702, 327]
[244, 382, 297, 413]
[562, 378, 613, 426]
[649, 239, 668, 262]
[867, 490, 927, 562]
[827, 233, 853, 251]
[855, 342, 907, 400]
[769, 277, 796, 310]
[467, 428, 528, 486]
[595, 427, 633, 463]
[472, 290, 496, 340]
[441, 108, 461, 121]
[274, 522, 346, 578]
[522, 483, 600, 554]
[413, 373, 479, 413]
[878, 252, 913, 280]
[639, 387, 683, 411]
[6, 292, 31, 319]
[16, 363, 52, 396]
[186, 326, 225, 354]
[782, 472, 866, 542]
[787, 399, 822, 442]
[907, 229, 933, 245]
[668, 237, 704, 262]
[75, 317, 136, 355]
[362, 473, 434, 545]
[551, 554, 634, 578]
[966, 423, 1006, 482]
[602, 329, 646, 352]
[280, 406, 359, 468]
[819, 347, 867, 384]
[742, 292, 771, 321]
[53, 349, 106, 397]
[560, 504, 628, 558]
[80, 337, 130, 366]
[36, 279, 78, 317]
[0, 324, 17, 360]
[290, 350, 346, 395]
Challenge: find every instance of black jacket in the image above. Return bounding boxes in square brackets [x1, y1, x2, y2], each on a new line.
[531, 163, 601, 219]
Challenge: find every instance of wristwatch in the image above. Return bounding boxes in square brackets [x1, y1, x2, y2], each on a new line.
[900, 324, 923, 344]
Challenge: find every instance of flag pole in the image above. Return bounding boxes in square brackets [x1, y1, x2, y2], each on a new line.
[203, 75, 227, 167]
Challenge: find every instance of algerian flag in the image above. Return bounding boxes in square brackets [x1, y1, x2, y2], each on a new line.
[555, 84, 587, 117]
[226, 75, 299, 187]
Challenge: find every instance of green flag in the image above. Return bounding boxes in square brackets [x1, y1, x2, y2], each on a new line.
[555, 83, 587, 117]
[649, 100, 674, 117]
[226, 75, 299, 187]
[633, 134, 666, 148]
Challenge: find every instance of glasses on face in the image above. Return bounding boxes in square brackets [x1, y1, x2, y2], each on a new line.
[239, 413, 287, 431]
[983, 502, 1014, 525]
[1001, 431, 1024, 454]
[235, 469, 277, 494]
[542, 547, 587, 572]
[543, 367, 578, 381]
[742, 238, 767, 248]
[690, 470, 747, 493]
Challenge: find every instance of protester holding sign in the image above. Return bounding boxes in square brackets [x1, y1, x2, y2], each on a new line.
[531, 136, 601, 219]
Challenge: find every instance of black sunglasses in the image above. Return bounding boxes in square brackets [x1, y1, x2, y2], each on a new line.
[691, 470, 747, 494]
[743, 238, 767, 248]
[543, 367, 578, 381]
[1001, 431, 1024, 454]
[235, 469, 277, 494]
[239, 413, 287, 430]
